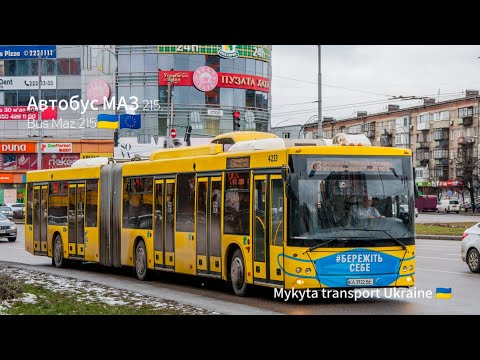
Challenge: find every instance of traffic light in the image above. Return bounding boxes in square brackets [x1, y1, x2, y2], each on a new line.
[114, 130, 119, 147]
[233, 109, 241, 131]
[184, 125, 192, 146]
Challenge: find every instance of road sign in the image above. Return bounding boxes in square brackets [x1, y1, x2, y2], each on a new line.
[447, 190, 453, 197]
[170, 128, 176, 138]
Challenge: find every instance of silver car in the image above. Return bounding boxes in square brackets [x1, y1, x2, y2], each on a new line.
[461, 222, 480, 272]
[0, 211, 17, 242]
[0, 205, 13, 220]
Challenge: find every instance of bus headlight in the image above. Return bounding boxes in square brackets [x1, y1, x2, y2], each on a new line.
[403, 266, 407, 272]
[295, 267, 302, 273]
[305, 268, 311, 274]
[409, 265, 413, 271]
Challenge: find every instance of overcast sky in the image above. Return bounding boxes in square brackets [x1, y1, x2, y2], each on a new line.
[271, 45, 480, 127]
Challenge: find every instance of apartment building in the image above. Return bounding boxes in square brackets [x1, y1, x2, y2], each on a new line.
[304, 91, 480, 199]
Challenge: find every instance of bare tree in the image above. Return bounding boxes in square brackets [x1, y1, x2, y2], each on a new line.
[454, 141, 480, 212]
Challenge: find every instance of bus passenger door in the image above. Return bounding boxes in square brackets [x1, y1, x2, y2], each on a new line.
[68, 183, 85, 258]
[252, 174, 285, 285]
[196, 176, 222, 276]
[269, 175, 285, 284]
[33, 185, 48, 255]
[153, 179, 169, 269]
[253, 175, 268, 283]
[164, 180, 175, 269]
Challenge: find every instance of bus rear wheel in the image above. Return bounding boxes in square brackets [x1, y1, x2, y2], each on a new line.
[135, 240, 149, 281]
[230, 249, 248, 296]
[53, 235, 65, 268]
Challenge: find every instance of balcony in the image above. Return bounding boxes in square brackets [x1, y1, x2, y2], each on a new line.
[433, 129, 449, 141]
[457, 136, 475, 146]
[416, 149, 430, 163]
[434, 166, 449, 181]
[459, 116, 473, 126]
[417, 142, 429, 149]
[417, 121, 430, 131]
[433, 148, 449, 159]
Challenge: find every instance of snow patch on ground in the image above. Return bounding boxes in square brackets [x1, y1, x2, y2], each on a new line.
[0, 267, 220, 315]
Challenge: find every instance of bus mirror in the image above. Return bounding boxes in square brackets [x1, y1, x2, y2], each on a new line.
[282, 166, 289, 183]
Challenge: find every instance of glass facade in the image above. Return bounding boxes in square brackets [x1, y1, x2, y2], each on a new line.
[116, 45, 272, 139]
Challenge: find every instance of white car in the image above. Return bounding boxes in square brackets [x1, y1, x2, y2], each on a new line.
[437, 199, 460, 214]
[461, 222, 480, 272]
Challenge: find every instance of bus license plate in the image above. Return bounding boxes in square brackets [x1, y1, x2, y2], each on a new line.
[347, 278, 373, 286]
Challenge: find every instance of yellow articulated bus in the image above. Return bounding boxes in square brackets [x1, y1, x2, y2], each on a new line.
[25, 131, 415, 296]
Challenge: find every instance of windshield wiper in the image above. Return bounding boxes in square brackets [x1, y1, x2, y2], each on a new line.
[305, 238, 349, 252]
[344, 228, 407, 250]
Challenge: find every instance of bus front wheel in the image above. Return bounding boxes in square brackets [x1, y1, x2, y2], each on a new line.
[230, 249, 248, 296]
[53, 235, 65, 268]
[135, 241, 149, 281]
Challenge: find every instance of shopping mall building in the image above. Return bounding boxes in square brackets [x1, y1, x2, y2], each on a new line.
[0, 45, 272, 203]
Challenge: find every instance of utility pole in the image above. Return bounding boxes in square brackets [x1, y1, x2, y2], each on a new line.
[165, 80, 173, 148]
[37, 54, 43, 170]
[317, 45, 322, 139]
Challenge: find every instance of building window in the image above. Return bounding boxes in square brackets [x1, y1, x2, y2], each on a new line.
[282, 132, 291, 139]
[57, 58, 70, 75]
[459, 107, 473, 118]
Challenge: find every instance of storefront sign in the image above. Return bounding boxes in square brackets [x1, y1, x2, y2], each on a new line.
[0, 174, 13, 183]
[80, 152, 113, 159]
[158, 69, 270, 93]
[0, 45, 56, 59]
[192, 66, 218, 92]
[438, 180, 464, 188]
[0, 76, 56, 90]
[41, 143, 72, 153]
[0, 142, 36, 153]
[416, 181, 433, 187]
[0, 106, 57, 120]
[42, 154, 80, 169]
[157, 45, 271, 62]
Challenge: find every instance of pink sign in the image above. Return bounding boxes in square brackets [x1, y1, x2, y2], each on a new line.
[86, 79, 110, 105]
[42, 153, 80, 169]
[192, 66, 218, 92]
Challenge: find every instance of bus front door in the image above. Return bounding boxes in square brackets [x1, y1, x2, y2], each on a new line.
[196, 176, 222, 276]
[252, 174, 285, 285]
[68, 183, 85, 258]
[33, 184, 48, 255]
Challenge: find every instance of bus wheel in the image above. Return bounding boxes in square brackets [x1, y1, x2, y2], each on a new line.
[53, 234, 65, 268]
[230, 249, 248, 296]
[135, 241, 149, 281]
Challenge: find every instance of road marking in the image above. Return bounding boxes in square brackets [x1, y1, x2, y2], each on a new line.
[417, 267, 478, 276]
[445, 253, 460, 256]
[416, 255, 460, 261]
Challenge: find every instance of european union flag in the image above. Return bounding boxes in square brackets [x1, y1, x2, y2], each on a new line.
[436, 287, 452, 299]
[97, 114, 119, 129]
[120, 114, 141, 129]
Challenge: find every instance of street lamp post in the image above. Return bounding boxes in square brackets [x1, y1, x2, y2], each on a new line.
[298, 115, 318, 138]
[37, 54, 43, 170]
[317, 45, 322, 139]
[271, 118, 294, 134]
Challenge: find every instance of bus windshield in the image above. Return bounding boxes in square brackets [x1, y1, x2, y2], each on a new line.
[288, 155, 415, 248]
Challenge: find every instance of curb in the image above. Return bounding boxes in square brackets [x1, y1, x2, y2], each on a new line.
[416, 234, 462, 241]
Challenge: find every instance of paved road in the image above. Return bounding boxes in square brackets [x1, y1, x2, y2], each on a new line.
[2, 225, 479, 314]
[417, 212, 480, 224]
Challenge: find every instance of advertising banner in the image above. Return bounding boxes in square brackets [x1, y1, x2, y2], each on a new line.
[42, 153, 80, 169]
[0, 45, 56, 59]
[0, 76, 56, 90]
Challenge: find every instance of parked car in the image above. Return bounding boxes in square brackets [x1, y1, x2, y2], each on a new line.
[437, 199, 460, 214]
[461, 222, 480, 272]
[0, 205, 13, 220]
[0, 211, 17, 242]
[9, 203, 25, 219]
